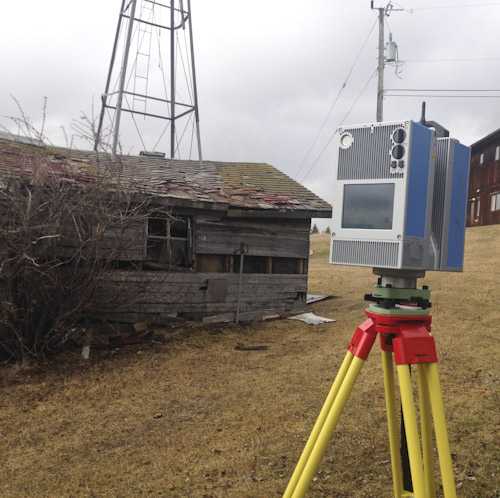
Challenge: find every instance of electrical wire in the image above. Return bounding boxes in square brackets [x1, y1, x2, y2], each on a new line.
[339, 68, 379, 124]
[386, 94, 500, 98]
[409, 2, 500, 10]
[293, 18, 377, 180]
[300, 68, 378, 183]
[386, 88, 500, 92]
[404, 57, 500, 63]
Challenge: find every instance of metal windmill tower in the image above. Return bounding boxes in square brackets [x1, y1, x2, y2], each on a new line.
[95, 0, 203, 159]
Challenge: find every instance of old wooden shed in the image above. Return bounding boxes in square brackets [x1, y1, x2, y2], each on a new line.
[0, 138, 331, 324]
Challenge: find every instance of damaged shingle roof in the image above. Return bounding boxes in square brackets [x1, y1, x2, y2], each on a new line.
[0, 138, 332, 217]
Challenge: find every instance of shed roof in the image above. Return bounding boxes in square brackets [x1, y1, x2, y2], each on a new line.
[0, 138, 331, 218]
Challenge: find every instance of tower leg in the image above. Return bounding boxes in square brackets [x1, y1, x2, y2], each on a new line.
[397, 365, 426, 498]
[282, 352, 354, 498]
[425, 363, 457, 498]
[290, 357, 365, 498]
[416, 364, 437, 498]
[381, 351, 404, 498]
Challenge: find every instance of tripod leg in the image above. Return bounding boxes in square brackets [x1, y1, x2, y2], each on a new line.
[397, 365, 426, 498]
[425, 363, 457, 498]
[416, 364, 437, 498]
[381, 351, 404, 498]
[291, 356, 365, 498]
[282, 351, 354, 498]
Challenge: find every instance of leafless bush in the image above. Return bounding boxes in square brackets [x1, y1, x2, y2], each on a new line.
[0, 157, 151, 363]
[0, 101, 150, 363]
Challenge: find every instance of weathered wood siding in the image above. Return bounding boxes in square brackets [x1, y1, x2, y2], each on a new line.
[71, 215, 311, 262]
[98, 221, 146, 261]
[55, 220, 146, 261]
[95, 271, 307, 323]
[195, 217, 310, 258]
[89, 214, 313, 323]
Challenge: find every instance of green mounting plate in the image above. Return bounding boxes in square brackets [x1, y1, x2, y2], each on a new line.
[367, 304, 431, 317]
[371, 286, 431, 302]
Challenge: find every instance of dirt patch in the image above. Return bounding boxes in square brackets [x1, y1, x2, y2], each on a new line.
[1, 227, 499, 497]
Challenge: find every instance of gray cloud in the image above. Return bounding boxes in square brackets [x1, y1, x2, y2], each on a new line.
[1, 0, 499, 209]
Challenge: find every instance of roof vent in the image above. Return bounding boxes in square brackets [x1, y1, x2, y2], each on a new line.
[139, 151, 166, 159]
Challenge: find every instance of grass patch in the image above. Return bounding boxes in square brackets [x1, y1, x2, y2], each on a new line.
[0, 226, 499, 497]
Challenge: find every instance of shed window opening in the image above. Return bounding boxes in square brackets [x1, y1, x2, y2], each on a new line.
[230, 256, 306, 274]
[496, 146, 500, 161]
[146, 215, 192, 269]
[233, 255, 268, 274]
[272, 257, 306, 275]
[480, 153, 485, 165]
[491, 192, 500, 212]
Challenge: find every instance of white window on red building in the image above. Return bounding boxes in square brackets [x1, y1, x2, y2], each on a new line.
[491, 192, 500, 212]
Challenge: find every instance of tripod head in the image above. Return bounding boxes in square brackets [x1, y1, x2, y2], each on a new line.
[365, 268, 431, 311]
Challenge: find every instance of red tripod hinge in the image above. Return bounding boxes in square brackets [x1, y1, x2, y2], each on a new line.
[348, 319, 378, 360]
[392, 326, 438, 365]
[363, 310, 437, 364]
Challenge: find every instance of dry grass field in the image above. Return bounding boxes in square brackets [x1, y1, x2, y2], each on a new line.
[1, 226, 499, 498]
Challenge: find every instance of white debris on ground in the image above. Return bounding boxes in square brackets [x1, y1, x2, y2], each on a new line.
[289, 312, 336, 325]
[306, 294, 331, 305]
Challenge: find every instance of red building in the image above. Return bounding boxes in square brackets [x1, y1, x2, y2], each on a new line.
[468, 128, 500, 226]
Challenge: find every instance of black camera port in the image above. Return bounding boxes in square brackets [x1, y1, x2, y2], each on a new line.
[392, 127, 407, 144]
[391, 145, 405, 160]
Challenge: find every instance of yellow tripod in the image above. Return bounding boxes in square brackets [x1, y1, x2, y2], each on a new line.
[283, 306, 457, 498]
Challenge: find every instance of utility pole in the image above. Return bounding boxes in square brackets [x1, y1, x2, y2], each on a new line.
[371, 1, 403, 123]
[376, 5, 385, 122]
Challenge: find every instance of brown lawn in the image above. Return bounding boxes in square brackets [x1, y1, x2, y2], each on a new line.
[1, 226, 499, 498]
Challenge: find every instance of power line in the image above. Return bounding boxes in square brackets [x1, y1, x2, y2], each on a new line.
[293, 18, 377, 180]
[340, 68, 379, 124]
[386, 88, 500, 92]
[300, 68, 378, 183]
[386, 94, 500, 98]
[409, 2, 500, 10]
[404, 57, 500, 63]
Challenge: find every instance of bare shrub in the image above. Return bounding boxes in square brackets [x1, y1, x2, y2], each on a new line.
[0, 149, 151, 363]
[0, 101, 152, 363]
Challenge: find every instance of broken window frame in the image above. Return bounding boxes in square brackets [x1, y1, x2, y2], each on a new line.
[145, 214, 193, 270]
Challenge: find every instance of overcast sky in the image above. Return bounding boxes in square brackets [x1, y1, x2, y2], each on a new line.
[1, 0, 500, 208]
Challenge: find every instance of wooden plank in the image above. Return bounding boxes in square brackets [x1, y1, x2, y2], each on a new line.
[195, 217, 311, 258]
[94, 267, 308, 323]
[105, 270, 307, 284]
[94, 290, 304, 310]
[95, 286, 306, 308]
[225, 208, 330, 219]
[196, 217, 311, 231]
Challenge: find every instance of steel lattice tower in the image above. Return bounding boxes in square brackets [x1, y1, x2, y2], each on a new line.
[95, 0, 202, 159]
